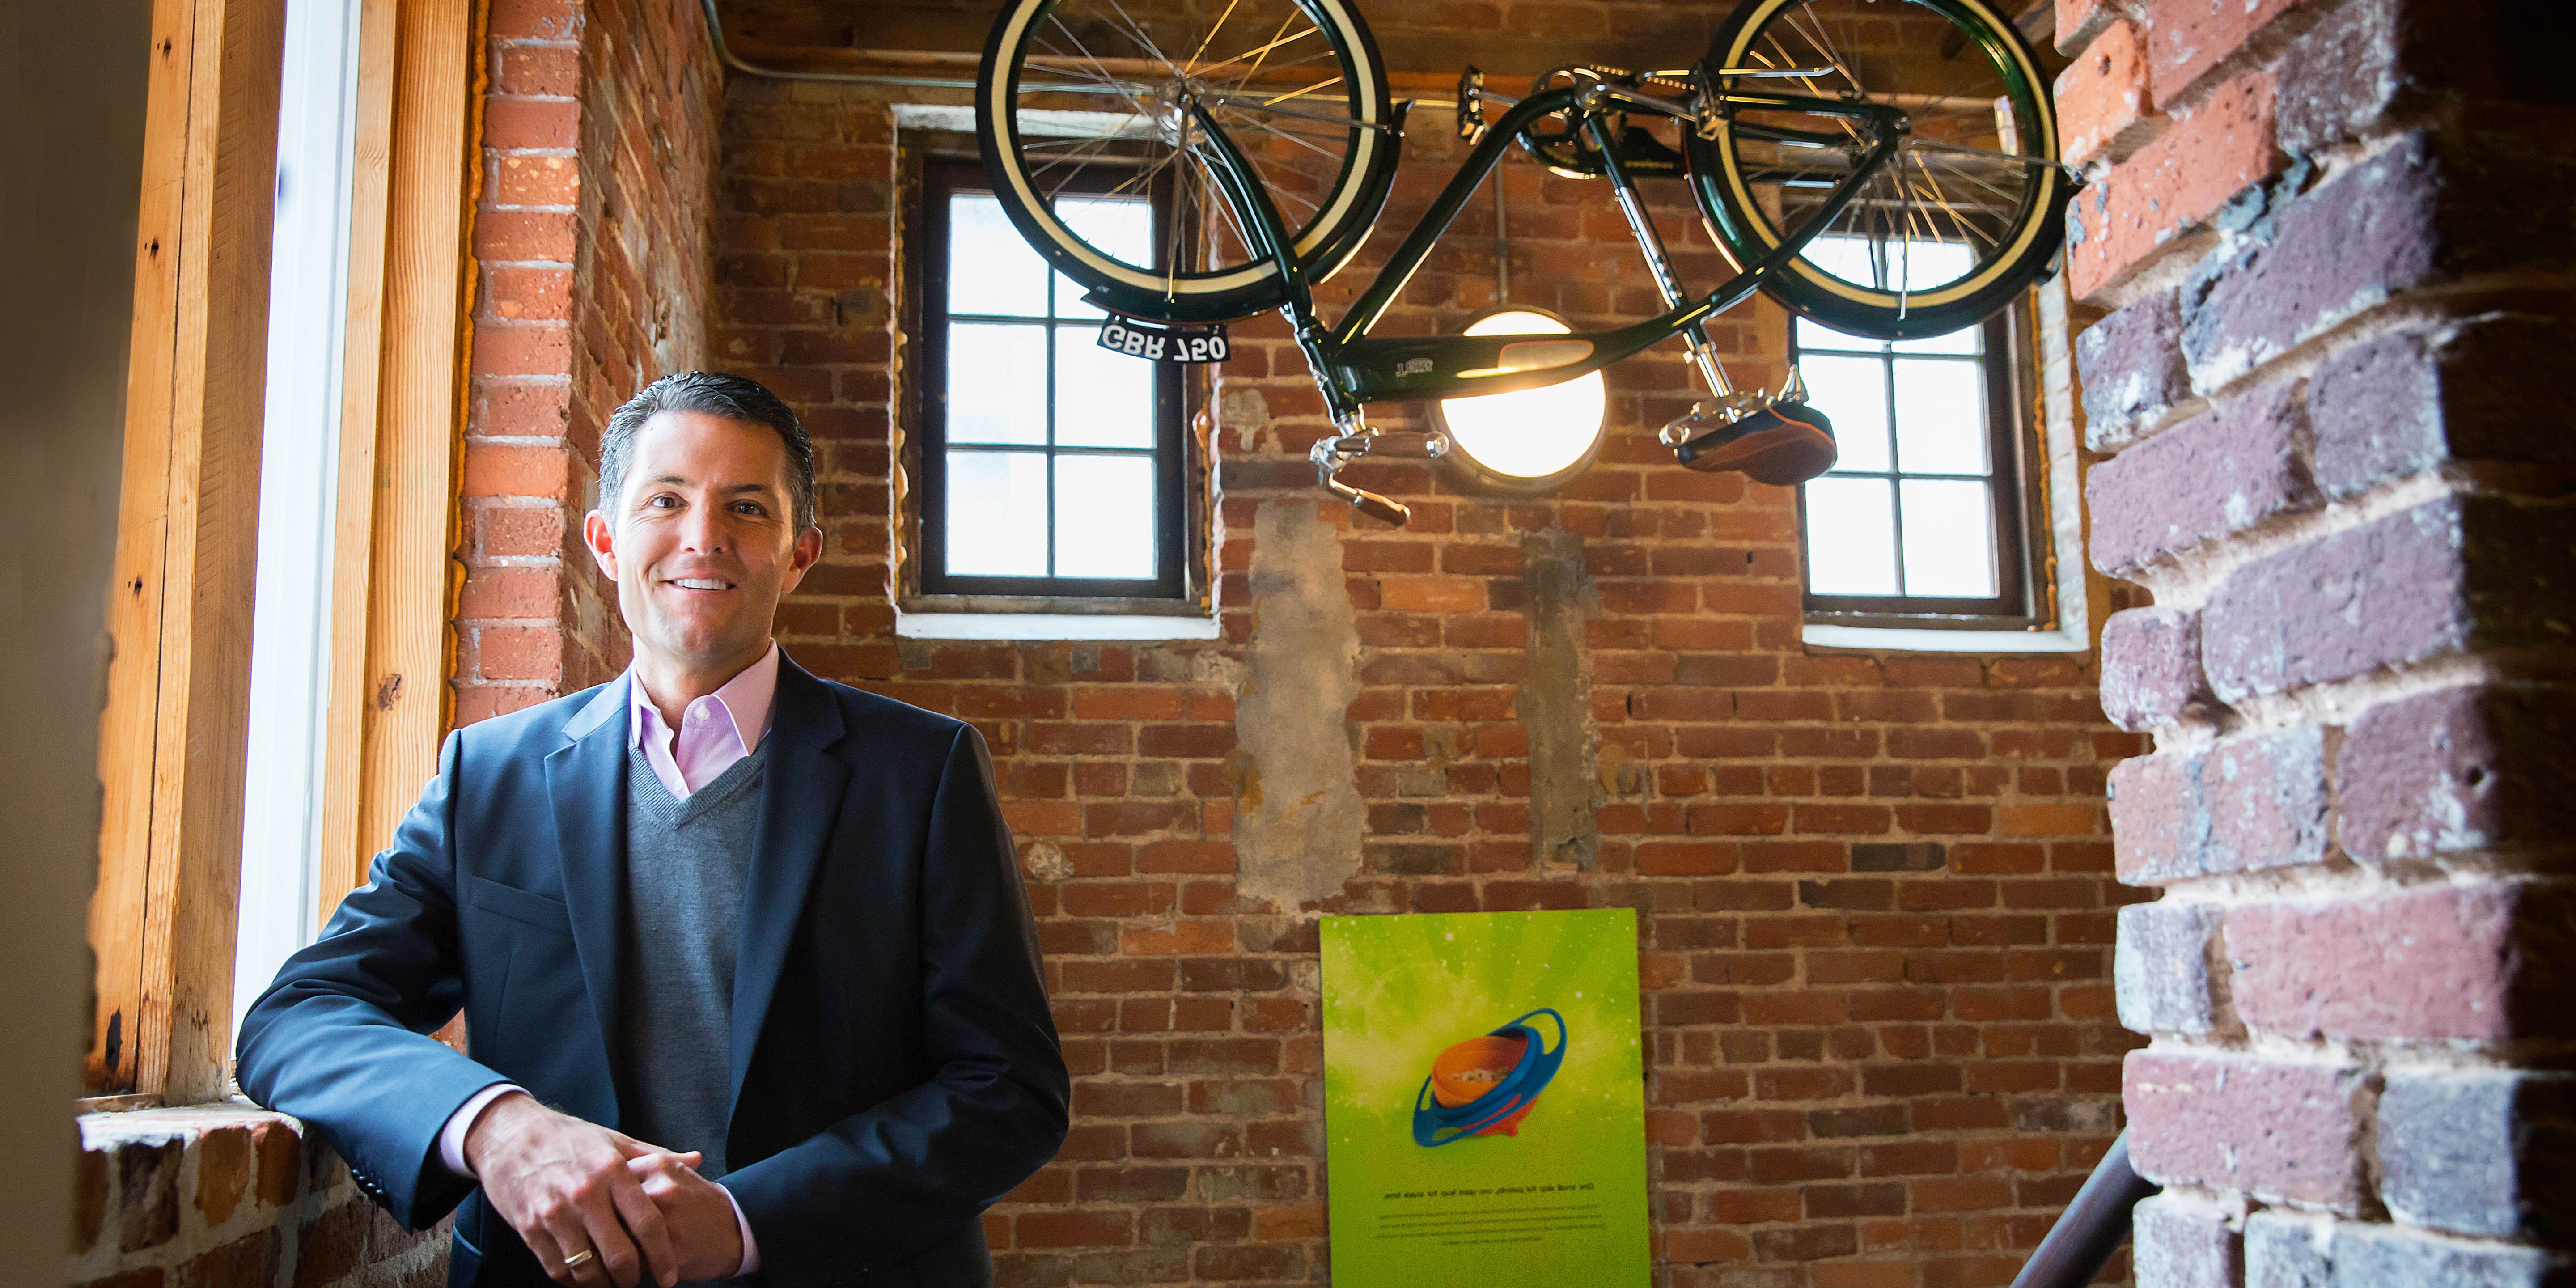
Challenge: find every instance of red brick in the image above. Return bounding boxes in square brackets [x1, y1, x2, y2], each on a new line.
[2124, 1050, 2365, 1208]
[472, 626, 562, 683]
[2055, 0, 2123, 56]
[2067, 69, 2278, 298]
[2227, 884, 2576, 1041]
[2335, 685, 2576, 863]
[2145, 0, 2309, 108]
[2085, 376, 2316, 575]
[462, 442, 570, 500]
[2057, 21, 2161, 167]
[2201, 496, 2576, 702]
[2106, 729, 2326, 883]
[473, 323, 572, 379]
[2098, 607, 2220, 733]
[483, 96, 577, 150]
[491, 151, 580, 206]
[473, 209, 576, 263]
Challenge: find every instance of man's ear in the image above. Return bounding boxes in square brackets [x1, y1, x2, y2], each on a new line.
[779, 525, 824, 595]
[581, 510, 619, 580]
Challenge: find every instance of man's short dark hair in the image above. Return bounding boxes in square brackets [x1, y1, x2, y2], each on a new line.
[599, 371, 817, 534]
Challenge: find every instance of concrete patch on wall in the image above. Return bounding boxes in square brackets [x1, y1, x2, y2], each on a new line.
[1233, 500, 1364, 908]
[1521, 528, 1598, 871]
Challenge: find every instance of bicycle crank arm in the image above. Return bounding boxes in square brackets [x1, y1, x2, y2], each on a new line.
[1324, 476, 1410, 526]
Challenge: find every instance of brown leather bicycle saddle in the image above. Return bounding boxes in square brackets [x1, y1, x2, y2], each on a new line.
[1672, 401, 1837, 486]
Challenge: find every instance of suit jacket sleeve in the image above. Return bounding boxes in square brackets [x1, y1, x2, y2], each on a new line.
[234, 730, 508, 1229]
[722, 722, 1070, 1284]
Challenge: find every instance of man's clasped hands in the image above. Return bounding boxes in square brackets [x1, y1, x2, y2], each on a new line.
[464, 1090, 744, 1288]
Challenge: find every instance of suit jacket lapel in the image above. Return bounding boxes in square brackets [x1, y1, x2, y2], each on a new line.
[546, 678, 632, 1107]
[729, 652, 851, 1111]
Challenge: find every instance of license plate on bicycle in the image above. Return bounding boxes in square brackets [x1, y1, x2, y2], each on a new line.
[1097, 318, 1230, 364]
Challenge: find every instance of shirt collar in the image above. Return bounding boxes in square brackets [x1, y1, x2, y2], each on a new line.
[625, 642, 783, 756]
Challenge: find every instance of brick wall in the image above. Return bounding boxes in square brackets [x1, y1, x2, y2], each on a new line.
[68, 1109, 442, 1288]
[455, 0, 722, 723]
[65, 6, 726, 1285]
[718, 32, 2144, 1284]
[2064, 0, 2576, 1281]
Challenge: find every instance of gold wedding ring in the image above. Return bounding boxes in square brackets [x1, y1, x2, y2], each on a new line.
[562, 1248, 597, 1270]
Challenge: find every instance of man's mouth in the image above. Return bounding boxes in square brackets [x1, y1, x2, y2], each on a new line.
[666, 577, 734, 591]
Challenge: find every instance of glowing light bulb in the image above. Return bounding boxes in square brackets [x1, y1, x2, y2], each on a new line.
[1434, 309, 1609, 489]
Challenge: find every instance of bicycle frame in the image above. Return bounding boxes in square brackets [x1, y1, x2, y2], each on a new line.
[1179, 76, 1907, 518]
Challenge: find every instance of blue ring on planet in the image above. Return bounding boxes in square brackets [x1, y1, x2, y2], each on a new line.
[1411, 1009, 1568, 1147]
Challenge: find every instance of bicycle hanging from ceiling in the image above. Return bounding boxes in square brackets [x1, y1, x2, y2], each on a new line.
[973, 0, 2072, 525]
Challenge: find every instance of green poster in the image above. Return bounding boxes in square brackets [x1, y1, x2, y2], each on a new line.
[1319, 909, 1650, 1288]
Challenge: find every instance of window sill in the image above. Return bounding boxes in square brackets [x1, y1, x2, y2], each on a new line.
[1801, 622, 2089, 655]
[896, 610, 1223, 641]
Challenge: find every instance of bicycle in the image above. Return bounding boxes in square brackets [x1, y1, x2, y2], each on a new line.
[973, 0, 2070, 525]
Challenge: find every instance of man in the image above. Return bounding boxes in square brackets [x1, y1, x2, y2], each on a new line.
[238, 373, 1068, 1288]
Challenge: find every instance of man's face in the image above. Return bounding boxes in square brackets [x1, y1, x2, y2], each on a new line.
[582, 410, 822, 678]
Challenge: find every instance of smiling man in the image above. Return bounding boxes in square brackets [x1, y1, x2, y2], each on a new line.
[238, 372, 1068, 1288]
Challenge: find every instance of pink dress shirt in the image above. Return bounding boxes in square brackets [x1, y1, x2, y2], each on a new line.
[439, 644, 783, 1273]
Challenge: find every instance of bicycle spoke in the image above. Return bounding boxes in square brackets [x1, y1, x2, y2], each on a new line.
[1262, 75, 1342, 106]
[1185, 0, 1244, 68]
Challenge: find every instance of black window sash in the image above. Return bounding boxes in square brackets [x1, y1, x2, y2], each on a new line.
[1793, 310, 2039, 623]
[918, 157, 1187, 600]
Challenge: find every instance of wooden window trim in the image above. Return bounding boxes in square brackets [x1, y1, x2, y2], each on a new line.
[894, 148, 1213, 616]
[1795, 297, 2054, 632]
[87, 0, 481, 1102]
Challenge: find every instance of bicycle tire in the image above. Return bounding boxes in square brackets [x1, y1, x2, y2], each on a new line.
[1685, 0, 2070, 339]
[975, 0, 1402, 326]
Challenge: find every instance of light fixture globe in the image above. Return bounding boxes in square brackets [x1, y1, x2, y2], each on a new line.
[1431, 307, 1610, 495]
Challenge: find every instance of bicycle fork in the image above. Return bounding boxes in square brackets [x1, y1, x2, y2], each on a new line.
[1189, 98, 1433, 525]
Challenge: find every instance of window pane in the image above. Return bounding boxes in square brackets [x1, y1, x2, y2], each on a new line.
[948, 194, 1051, 317]
[945, 450, 1051, 576]
[946, 322, 1049, 445]
[1892, 322, 1982, 356]
[1053, 193, 1156, 320]
[1055, 335, 1157, 448]
[1802, 476, 1898, 595]
[1796, 315, 1881, 355]
[1896, 238, 1974, 291]
[1054, 453, 1157, 579]
[1899, 479, 1998, 597]
[1891, 357, 1988, 475]
[1801, 355, 1891, 474]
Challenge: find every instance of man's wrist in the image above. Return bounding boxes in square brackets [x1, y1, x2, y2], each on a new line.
[456, 1087, 538, 1177]
[723, 1183, 759, 1275]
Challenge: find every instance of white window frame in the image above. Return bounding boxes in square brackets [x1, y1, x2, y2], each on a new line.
[231, 0, 364, 1036]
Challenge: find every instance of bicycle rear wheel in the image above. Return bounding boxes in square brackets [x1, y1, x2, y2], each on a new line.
[976, 0, 1401, 326]
[1686, 0, 2069, 339]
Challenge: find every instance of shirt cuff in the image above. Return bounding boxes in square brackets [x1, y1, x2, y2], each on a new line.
[724, 1185, 760, 1274]
[438, 1083, 526, 1177]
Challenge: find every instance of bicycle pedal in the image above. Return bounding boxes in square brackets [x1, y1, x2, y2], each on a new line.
[1456, 65, 1487, 142]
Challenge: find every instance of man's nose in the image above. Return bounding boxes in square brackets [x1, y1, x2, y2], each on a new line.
[677, 498, 726, 551]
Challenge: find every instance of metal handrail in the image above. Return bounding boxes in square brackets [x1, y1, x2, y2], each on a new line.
[2008, 1131, 2160, 1288]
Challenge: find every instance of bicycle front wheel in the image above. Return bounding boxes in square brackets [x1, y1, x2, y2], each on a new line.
[976, 0, 1401, 326]
[1686, 0, 2070, 339]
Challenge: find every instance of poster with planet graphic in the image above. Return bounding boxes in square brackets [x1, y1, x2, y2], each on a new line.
[1320, 909, 1648, 1287]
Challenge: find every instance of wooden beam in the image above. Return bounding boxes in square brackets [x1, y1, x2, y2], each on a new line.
[88, 0, 287, 1101]
[316, 0, 481, 923]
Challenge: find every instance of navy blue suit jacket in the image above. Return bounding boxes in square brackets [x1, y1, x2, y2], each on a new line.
[237, 654, 1069, 1287]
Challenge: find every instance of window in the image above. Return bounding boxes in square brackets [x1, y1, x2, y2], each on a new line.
[232, 0, 364, 1039]
[912, 157, 1192, 604]
[1793, 297, 2044, 630]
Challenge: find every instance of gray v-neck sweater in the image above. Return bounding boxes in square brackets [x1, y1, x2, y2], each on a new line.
[619, 743, 766, 1185]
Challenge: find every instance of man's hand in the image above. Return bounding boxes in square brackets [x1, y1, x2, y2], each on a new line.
[627, 1152, 748, 1280]
[462, 1091, 680, 1288]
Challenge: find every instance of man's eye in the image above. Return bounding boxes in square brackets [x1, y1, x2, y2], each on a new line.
[649, 494, 679, 508]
